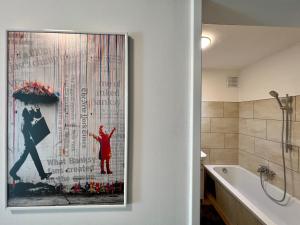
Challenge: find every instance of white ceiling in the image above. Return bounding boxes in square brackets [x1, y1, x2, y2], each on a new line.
[202, 24, 300, 70]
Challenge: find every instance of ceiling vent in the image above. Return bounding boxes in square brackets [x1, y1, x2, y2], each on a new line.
[227, 76, 239, 88]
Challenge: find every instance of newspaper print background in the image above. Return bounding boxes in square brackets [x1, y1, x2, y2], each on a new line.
[7, 32, 126, 191]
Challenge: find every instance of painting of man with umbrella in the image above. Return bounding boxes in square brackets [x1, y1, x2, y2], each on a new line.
[9, 81, 59, 181]
[7, 31, 127, 207]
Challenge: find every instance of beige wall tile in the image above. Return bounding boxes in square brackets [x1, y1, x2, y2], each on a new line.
[239, 101, 253, 119]
[203, 98, 300, 202]
[267, 119, 296, 148]
[239, 118, 267, 138]
[239, 150, 268, 176]
[291, 170, 300, 200]
[254, 138, 299, 171]
[201, 133, 224, 148]
[290, 96, 296, 121]
[267, 162, 285, 191]
[296, 96, 300, 121]
[268, 162, 294, 196]
[254, 99, 282, 120]
[238, 96, 300, 202]
[211, 118, 239, 133]
[254, 138, 276, 159]
[225, 133, 239, 148]
[202, 101, 223, 118]
[292, 122, 300, 146]
[224, 102, 239, 118]
[267, 118, 295, 143]
[239, 134, 255, 153]
[253, 97, 296, 121]
[267, 120, 283, 143]
[210, 148, 238, 164]
[201, 118, 210, 132]
[264, 161, 300, 202]
[271, 163, 300, 200]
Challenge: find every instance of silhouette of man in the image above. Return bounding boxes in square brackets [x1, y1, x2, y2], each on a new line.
[9, 104, 52, 180]
[89, 125, 116, 174]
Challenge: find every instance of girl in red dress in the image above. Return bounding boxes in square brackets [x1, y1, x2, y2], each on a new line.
[89, 125, 116, 174]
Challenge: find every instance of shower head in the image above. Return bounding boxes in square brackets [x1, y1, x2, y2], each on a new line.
[269, 90, 279, 98]
[269, 90, 283, 109]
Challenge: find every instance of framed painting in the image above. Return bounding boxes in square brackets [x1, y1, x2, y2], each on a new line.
[5, 31, 128, 208]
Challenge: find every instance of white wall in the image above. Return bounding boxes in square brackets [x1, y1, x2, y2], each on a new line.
[203, 43, 300, 102]
[239, 43, 300, 101]
[202, 69, 239, 102]
[0, 1, 200, 225]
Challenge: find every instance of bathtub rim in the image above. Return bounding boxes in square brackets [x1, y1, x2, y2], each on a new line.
[204, 164, 276, 225]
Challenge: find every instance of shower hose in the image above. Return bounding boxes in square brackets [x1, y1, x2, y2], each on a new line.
[260, 108, 288, 204]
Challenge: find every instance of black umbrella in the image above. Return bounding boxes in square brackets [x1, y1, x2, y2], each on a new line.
[13, 82, 59, 104]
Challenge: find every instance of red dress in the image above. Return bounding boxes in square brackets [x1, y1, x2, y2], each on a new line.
[96, 133, 112, 160]
[96, 128, 115, 161]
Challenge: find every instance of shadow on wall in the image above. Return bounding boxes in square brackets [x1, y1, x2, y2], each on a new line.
[202, 0, 259, 26]
[127, 34, 144, 207]
[203, 0, 300, 27]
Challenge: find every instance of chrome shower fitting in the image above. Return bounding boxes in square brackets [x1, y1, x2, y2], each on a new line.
[269, 91, 291, 111]
[257, 165, 276, 180]
[257, 165, 268, 173]
[259, 90, 292, 204]
[269, 91, 284, 109]
[269, 91, 292, 152]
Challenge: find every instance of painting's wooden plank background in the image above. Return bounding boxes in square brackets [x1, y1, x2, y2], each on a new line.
[7, 32, 125, 190]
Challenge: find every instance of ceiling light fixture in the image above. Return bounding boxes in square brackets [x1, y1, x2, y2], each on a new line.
[201, 36, 211, 50]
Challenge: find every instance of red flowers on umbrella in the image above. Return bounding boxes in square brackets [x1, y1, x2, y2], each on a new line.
[13, 81, 59, 104]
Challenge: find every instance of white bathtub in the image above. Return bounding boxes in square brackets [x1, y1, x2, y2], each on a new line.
[205, 165, 300, 225]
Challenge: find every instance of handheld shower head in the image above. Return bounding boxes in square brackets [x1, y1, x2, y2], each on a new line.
[269, 90, 283, 109]
[269, 90, 279, 98]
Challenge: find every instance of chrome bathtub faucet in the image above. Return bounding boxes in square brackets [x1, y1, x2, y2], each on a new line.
[257, 165, 268, 173]
[257, 165, 276, 180]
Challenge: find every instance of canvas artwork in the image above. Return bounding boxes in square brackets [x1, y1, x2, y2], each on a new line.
[6, 31, 127, 207]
